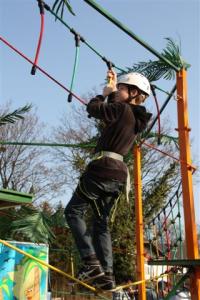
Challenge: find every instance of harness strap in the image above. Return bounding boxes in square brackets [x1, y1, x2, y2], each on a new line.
[93, 151, 130, 203]
[93, 151, 123, 161]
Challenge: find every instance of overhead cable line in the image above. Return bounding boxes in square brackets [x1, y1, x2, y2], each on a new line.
[141, 84, 177, 145]
[0, 238, 180, 296]
[0, 141, 95, 148]
[0, 138, 196, 173]
[43, 2, 125, 73]
[44, 2, 172, 97]
[68, 32, 82, 103]
[151, 85, 161, 145]
[44, 0, 177, 136]
[83, 0, 180, 72]
[0, 36, 87, 106]
[143, 142, 196, 173]
[0, 30, 180, 158]
[153, 85, 171, 96]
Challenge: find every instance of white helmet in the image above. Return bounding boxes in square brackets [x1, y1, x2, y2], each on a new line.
[117, 72, 151, 96]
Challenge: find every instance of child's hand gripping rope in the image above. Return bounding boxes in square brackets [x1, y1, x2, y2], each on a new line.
[103, 69, 117, 98]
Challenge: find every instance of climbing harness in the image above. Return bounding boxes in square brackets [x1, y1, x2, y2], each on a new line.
[93, 151, 123, 162]
[93, 151, 131, 203]
[77, 178, 102, 218]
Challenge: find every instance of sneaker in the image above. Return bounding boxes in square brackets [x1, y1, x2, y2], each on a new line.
[94, 273, 116, 291]
[77, 262, 104, 282]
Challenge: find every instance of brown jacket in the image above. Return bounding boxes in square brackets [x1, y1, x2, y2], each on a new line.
[85, 92, 152, 182]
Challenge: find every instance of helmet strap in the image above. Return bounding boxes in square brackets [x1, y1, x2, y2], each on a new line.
[127, 94, 138, 103]
[127, 85, 138, 103]
[127, 86, 147, 104]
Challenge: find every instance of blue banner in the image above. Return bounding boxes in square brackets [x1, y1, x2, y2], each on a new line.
[0, 241, 48, 300]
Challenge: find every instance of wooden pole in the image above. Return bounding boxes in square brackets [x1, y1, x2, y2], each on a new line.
[134, 145, 146, 300]
[176, 69, 200, 299]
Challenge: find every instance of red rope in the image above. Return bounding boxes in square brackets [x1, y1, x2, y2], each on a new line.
[31, 13, 45, 75]
[0, 35, 87, 105]
[1, 35, 195, 171]
[143, 142, 196, 172]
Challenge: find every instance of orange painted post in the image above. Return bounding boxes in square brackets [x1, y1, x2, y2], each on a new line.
[134, 145, 146, 300]
[176, 69, 200, 299]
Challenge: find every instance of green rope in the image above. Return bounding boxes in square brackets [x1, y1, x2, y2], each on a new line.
[153, 85, 171, 96]
[84, 40, 125, 72]
[45, 1, 175, 97]
[83, 0, 180, 72]
[44, 2, 125, 73]
[68, 39, 80, 102]
[164, 270, 190, 300]
[0, 141, 96, 148]
[70, 45, 80, 91]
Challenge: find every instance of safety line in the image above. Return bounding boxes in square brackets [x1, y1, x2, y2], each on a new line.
[0, 239, 96, 292]
[44, 2, 125, 73]
[141, 84, 177, 144]
[68, 36, 80, 102]
[1, 138, 196, 174]
[143, 142, 196, 172]
[153, 85, 171, 96]
[114, 272, 170, 291]
[0, 35, 175, 139]
[0, 238, 175, 296]
[31, 0, 45, 75]
[0, 239, 191, 296]
[0, 138, 195, 175]
[1, 35, 194, 173]
[83, 0, 180, 72]
[151, 86, 161, 144]
[0, 36, 87, 106]
[0, 141, 95, 148]
[44, 2, 175, 95]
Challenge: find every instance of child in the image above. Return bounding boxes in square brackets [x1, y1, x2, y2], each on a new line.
[65, 69, 152, 291]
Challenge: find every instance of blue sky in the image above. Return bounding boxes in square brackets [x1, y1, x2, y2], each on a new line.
[0, 0, 199, 222]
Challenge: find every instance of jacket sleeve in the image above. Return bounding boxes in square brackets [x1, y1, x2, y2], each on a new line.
[86, 95, 124, 123]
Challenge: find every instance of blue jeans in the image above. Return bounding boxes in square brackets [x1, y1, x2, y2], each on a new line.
[65, 173, 124, 273]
